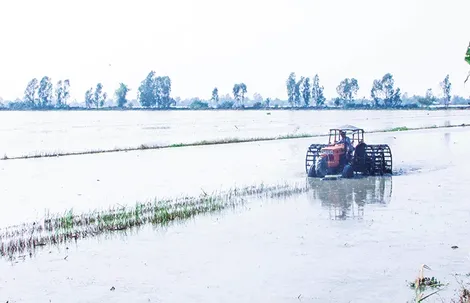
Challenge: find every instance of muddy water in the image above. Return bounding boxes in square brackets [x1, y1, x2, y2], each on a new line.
[1, 127, 469, 302]
[0, 126, 465, 228]
[0, 109, 469, 157]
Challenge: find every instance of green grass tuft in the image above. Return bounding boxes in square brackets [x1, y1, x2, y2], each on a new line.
[0, 181, 309, 259]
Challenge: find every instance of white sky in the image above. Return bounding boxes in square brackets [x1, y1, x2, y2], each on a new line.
[0, 0, 469, 102]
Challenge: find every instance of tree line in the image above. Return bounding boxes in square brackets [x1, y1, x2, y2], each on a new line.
[0, 70, 465, 110]
[285, 72, 453, 109]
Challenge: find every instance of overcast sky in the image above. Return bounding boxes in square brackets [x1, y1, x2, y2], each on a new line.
[0, 0, 469, 102]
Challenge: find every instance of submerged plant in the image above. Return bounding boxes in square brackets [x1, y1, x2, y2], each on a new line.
[409, 264, 447, 302]
[0, 181, 309, 259]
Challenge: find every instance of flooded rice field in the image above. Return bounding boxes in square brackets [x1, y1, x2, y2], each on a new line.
[1, 115, 470, 302]
[0, 126, 466, 228]
[0, 109, 469, 157]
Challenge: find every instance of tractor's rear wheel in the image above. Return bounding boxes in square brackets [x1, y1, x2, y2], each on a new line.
[365, 144, 393, 175]
[351, 142, 370, 174]
[305, 144, 328, 176]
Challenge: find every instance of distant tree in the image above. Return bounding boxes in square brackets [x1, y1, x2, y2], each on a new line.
[336, 78, 359, 106]
[137, 71, 174, 108]
[294, 77, 303, 107]
[253, 92, 263, 102]
[155, 76, 174, 108]
[301, 77, 311, 107]
[115, 83, 130, 108]
[370, 73, 402, 108]
[24, 78, 39, 107]
[286, 72, 296, 107]
[233, 84, 241, 105]
[451, 95, 470, 105]
[85, 88, 94, 108]
[38, 76, 53, 108]
[333, 97, 342, 107]
[63, 79, 70, 106]
[239, 83, 247, 104]
[55, 80, 63, 107]
[265, 98, 271, 108]
[219, 93, 233, 102]
[55, 79, 70, 107]
[189, 98, 209, 109]
[232, 83, 247, 106]
[138, 71, 157, 108]
[211, 87, 219, 105]
[440, 74, 452, 108]
[311, 74, 326, 107]
[93, 83, 107, 108]
[218, 100, 234, 109]
[418, 88, 437, 107]
[401, 92, 409, 102]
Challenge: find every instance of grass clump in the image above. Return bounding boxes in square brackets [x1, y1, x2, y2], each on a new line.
[388, 126, 410, 132]
[409, 264, 447, 302]
[0, 181, 308, 259]
[407, 264, 470, 302]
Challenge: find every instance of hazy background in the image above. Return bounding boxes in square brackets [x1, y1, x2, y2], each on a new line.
[0, 0, 469, 101]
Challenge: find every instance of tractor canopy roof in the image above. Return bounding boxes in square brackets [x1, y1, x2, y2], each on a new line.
[327, 125, 365, 145]
[329, 125, 364, 132]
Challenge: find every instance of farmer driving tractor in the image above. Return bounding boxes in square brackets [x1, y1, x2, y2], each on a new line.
[337, 130, 354, 152]
[336, 130, 354, 164]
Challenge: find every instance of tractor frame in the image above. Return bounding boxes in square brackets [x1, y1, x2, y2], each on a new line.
[305, 125, 392, 179]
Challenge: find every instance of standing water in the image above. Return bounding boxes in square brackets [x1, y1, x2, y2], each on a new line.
[1, 126, 470, 302]
[0, 109, 468, 157]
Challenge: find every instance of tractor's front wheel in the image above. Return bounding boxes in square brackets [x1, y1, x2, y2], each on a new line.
[315, 157, 328, 178]
[342, 164, 354, 178]
[307, 162, 317, 177]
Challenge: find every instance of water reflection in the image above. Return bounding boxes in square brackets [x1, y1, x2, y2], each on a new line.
[307, 176, 393, 220]
[444, 132, 450, 147]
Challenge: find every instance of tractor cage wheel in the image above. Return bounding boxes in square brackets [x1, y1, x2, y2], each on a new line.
[365, 144, 392, 175]
[305, 144, 328, 174]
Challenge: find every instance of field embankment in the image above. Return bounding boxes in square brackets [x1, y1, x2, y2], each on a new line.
[0, 109, 469, 159]
[1, 122, 468, 161]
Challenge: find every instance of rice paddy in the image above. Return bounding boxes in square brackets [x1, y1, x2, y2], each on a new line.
[0, 182, 308, 259]
[2, 110, 470, 302]
[0, 123, 468, 161]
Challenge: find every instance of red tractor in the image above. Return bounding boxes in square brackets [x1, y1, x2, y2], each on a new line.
[305, 125, 392, 179]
